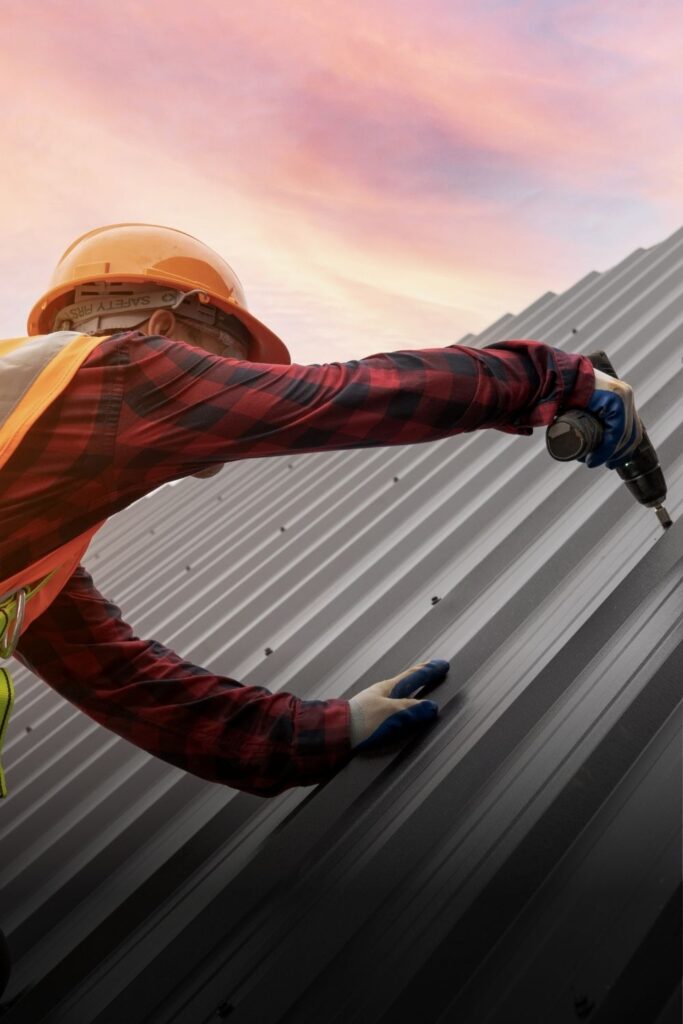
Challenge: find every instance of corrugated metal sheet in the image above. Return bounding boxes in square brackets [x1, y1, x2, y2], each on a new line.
[1, 226, 681, 1023]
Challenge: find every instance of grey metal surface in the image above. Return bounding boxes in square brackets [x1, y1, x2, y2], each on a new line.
[1, 225, 682, 1022]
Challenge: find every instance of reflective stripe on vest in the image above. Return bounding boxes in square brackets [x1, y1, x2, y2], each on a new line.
[0, 331, 110, 796]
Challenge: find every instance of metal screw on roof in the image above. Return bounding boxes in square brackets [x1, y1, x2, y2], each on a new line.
[571, 328, 578, 334]
[431, 596, 440, 605]
[264, 647, 273, 656]
[393, 476, 400, 482]
[25, 726, 32, 733]
[185, 565, 192, 572]
[280, 526, 286, 532]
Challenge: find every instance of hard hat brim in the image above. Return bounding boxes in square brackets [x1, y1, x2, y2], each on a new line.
[29, 273, 291, 365]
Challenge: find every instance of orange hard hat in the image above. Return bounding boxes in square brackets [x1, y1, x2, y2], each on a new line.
[28, 223, 291, 364]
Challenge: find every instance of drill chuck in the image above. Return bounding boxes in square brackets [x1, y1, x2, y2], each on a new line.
[545, 350, 672, 530]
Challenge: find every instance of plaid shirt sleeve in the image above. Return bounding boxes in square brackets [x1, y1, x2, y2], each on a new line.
[105, 333, 595, 499]
[6, 330, 595, 796]
[14, 565, 353, 797]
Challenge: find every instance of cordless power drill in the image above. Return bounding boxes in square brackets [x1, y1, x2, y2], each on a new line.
[545, 350, 672, 532]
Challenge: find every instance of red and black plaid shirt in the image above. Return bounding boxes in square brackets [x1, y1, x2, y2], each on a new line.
[2, 331, 594, 796]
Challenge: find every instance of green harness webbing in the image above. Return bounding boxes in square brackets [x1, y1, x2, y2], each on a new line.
[0, 568, 59, 797]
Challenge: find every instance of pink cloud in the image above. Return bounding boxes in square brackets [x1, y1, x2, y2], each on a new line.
[1, 1, 680, 357]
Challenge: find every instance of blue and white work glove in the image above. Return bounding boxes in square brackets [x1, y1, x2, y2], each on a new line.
[349, 659, 448, 752]
[578, 367, 643, 470]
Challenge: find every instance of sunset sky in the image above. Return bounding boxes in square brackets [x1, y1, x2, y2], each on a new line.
[2, 0, 681, 362]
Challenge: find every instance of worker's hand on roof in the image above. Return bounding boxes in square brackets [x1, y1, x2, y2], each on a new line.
[579, 368, 643, 469]
[348, 659, 448, 752]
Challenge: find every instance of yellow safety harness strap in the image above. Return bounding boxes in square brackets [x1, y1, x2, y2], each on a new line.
[0, 567, 59, 797]
[0, 669, 14, 798]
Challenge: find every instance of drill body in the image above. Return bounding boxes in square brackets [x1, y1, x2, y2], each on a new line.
[545, 351, 672, 530]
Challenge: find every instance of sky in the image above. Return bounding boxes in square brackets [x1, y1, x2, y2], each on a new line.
[2, 0, 682, 363]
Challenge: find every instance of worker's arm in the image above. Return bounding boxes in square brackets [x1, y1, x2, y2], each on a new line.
[14, 565, 353, 797]
[103, 331, 594, 496]
[0, 331, 595, 580]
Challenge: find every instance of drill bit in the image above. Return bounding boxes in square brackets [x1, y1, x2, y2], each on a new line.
[655, 505, 673, 530]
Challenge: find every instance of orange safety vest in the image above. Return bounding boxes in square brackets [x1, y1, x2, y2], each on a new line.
[0, 331, 110, 796]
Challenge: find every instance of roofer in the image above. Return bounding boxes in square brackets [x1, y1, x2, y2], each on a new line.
[0, 223, 642, 798]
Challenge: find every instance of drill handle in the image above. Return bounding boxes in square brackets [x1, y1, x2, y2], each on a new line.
[545, 351, 668, 512]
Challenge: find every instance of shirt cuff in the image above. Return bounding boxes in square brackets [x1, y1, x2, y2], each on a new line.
[491, 343, 596, 435]
[291, 696, 353, 784]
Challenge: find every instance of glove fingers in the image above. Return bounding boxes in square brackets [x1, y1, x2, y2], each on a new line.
[389, 659, 450, 698]
[588, 411, 639, 469]
[586, 391, 628, 468]
[606, 416, 641, 469]
[584, 367, 639, 468]
[355, 700, 439, 752]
